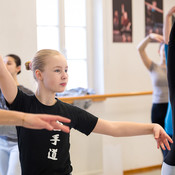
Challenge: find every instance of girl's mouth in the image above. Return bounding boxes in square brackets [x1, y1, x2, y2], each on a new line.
[60, 83, 67, 86]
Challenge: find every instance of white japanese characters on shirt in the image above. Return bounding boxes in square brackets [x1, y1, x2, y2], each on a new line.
[47, 122, 63, 160]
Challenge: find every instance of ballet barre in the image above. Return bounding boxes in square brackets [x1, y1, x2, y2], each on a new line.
[58, 91, 153, 104]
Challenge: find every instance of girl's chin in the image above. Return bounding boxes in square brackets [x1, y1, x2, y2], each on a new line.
[57, 89, 66, 93]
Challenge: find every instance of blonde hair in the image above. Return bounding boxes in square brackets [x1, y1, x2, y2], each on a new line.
[25, 49, 61, 80]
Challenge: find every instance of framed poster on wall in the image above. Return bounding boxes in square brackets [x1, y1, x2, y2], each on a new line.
[113, 0, 132, 42]
[145, 0, 163, 36]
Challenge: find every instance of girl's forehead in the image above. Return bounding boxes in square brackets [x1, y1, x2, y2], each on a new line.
[46, 55, 67, 66]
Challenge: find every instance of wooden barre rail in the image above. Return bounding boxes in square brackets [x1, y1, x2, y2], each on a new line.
[58, 91, 153, 104]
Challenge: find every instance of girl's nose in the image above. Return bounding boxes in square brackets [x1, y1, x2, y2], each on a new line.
[62, 72, 68, 79]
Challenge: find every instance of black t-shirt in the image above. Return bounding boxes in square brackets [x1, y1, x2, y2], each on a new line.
[0, 85, 33, 141]
[164, 21, 175, 165]
[7, 89, 98, 175]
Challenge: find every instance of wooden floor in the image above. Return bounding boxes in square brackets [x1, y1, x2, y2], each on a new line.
[125, 169, 161, 175]
[124, 165, 161, 175]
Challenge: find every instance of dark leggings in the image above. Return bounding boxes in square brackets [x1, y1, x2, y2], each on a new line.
[151, 103, 168, 128]
[151, 103, 168, 158]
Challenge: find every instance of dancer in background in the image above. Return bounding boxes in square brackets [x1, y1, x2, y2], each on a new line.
[137, 33, 168, 158]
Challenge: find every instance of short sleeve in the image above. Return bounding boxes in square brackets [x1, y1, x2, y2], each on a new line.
[6, 89, 29, 112]
[72, 106, 98, 135]
[60, 103, 98, 136]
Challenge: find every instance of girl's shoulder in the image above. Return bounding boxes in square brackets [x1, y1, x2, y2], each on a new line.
[56, 99, 76, 111]
[56, 99, 88, 116]
[18, 85, 34, 95]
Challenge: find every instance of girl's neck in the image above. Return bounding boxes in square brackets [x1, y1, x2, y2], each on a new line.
[13, 76, 20, 86]
[35, 87, 57, 106]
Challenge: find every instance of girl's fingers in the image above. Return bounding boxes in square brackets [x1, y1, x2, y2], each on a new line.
[160, 142, 165, 150]
[156, 139, 160, 149]
[163, 138, 171, 150]
[167, 135, 173, 143]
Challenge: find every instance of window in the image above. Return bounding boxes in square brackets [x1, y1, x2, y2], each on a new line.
[36, 0, 59, 50]
[36, 0, 88, 89]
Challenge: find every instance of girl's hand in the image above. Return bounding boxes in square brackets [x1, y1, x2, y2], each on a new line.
[149, 33, 163, 43]
[153, 124, 173, 150]
[22, 113, 71, 133]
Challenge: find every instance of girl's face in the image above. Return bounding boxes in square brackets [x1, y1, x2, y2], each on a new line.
[4, 56, 20, 77]
[40, 54, 68, 93]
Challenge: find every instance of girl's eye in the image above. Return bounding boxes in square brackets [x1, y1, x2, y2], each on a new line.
[55, 69, 61, 73]
[65, 69, 68, 73]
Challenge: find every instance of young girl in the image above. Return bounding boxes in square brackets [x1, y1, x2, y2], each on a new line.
[0, 49, 172, 175]
[0, 109, 70, 131]
[0, 54, 69, 175]
[137, 33, 168, 129]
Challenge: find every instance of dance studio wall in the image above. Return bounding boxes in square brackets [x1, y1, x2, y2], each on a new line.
[0, 0, 37, 92]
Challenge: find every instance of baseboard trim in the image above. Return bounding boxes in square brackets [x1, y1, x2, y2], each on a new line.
[123, 164, 162, 175]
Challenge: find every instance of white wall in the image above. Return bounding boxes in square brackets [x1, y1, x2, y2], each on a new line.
[0, 0, 174, 175]
[0, 0, 37, 92]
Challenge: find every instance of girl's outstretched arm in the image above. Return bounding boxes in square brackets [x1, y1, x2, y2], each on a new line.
[0, 55, 17, 104]
[0, 109, 71, 132]
[93, 119, 173, 150]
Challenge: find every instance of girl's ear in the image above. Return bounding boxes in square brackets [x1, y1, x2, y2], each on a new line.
[35, 69, 43, 81]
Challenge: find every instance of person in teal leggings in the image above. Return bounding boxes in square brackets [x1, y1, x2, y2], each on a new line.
[161, 6, 175, 175]
[163, 44, 173, 158]
[162, 6, 175, 159]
